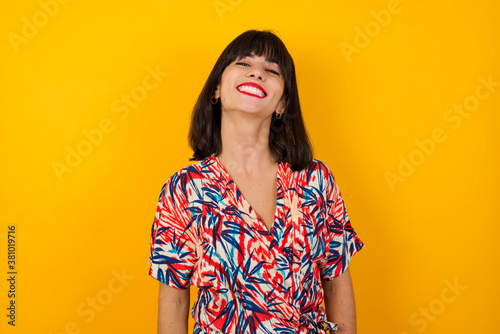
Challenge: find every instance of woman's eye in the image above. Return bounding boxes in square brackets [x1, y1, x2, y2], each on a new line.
[235, 61, 280, 76]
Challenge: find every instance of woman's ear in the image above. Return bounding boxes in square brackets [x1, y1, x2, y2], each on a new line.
[276, 97, 286, 114]
[213, 86, 220, 99]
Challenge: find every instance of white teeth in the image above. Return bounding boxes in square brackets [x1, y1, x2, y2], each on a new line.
[238, 85, 265, 97]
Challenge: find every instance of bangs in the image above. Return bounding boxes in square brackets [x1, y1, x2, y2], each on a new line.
[222, 30, 293, 79]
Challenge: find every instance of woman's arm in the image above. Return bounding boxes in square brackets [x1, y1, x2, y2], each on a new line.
[322, 268, 357, 334]
[157, 282, 190, 334]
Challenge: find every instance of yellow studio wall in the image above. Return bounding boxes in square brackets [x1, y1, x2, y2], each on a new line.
[0, 0, 498, 333]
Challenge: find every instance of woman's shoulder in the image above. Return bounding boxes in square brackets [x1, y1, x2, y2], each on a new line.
[156, 157, 217, 205]
[292, 158, 340, 193]
[162, 157, 218, 188]
[296, 158, 334, 179]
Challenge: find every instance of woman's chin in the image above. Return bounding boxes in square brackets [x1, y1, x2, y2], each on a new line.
[222, 106, 273, 118]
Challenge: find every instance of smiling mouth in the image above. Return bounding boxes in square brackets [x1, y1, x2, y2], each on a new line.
[236, 83, 267, 98]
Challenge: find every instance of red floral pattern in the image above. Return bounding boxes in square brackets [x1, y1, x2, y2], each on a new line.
[149, 157, 364, 333]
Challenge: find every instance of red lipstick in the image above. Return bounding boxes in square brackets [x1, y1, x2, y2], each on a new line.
[236, 82, 267, 98]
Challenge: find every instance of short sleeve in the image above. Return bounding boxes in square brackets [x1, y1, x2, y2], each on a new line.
[149, 173, 198, 289]
[319, 167, 364, 281]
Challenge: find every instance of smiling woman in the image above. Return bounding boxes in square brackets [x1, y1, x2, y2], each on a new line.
[188, 30, 313, 171]
[148, 30, 364, 334]
[216, 54, 284, 115]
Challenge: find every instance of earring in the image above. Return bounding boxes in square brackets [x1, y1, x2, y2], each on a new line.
[211, 95, 219, 105]
[276, 112, 283, 120]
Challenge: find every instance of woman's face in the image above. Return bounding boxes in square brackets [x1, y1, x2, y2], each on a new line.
[215, 53, 285, 117]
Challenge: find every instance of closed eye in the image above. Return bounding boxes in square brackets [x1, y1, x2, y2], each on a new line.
[235, 61, 280, 76]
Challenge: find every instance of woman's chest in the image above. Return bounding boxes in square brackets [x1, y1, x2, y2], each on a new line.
[226, 168, 278, 232]
[192, 183, 327, 268]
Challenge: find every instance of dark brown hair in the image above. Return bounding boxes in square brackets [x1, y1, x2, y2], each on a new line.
[188, 30, 313, 171]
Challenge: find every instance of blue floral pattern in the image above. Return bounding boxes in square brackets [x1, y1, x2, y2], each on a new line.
[149, 157, 364, 333]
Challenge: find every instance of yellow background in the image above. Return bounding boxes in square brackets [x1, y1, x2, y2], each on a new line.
[1, 0, 499, 333]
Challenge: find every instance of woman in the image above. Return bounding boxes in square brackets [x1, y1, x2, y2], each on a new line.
[149, 30, 364, 334]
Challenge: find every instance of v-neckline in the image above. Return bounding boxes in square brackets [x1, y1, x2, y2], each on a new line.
[213, 156, 281, 234]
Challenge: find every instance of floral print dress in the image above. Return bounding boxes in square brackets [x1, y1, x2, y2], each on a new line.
[149, 157, 364, 333]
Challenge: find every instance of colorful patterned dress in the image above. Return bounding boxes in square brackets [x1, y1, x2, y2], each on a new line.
[149, 157, 364, 333]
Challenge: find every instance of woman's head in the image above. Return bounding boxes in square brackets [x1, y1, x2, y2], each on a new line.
[188, 30, 313, 171]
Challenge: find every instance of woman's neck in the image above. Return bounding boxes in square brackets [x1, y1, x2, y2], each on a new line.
[218, 111, 276, 175]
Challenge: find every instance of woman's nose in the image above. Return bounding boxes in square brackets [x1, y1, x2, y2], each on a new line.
[249, 73, 262, 80]
[248, 66, 264, 80]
